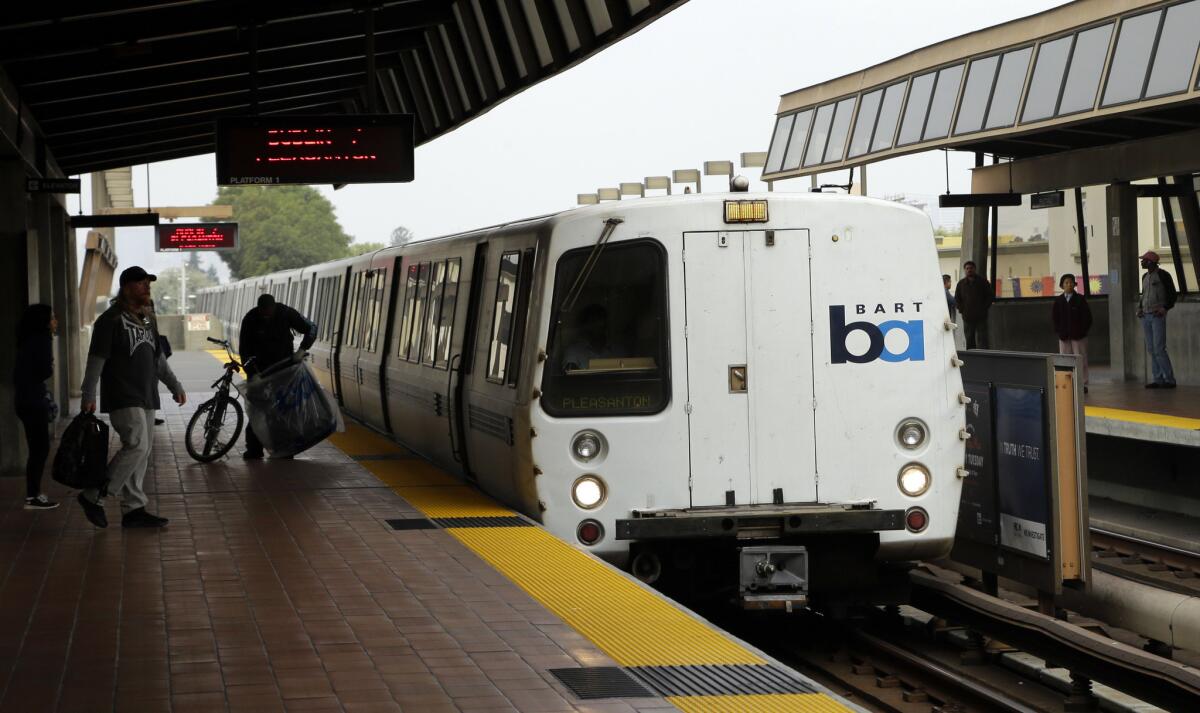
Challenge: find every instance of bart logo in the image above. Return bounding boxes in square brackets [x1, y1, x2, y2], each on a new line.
[829, 305, 925, 364]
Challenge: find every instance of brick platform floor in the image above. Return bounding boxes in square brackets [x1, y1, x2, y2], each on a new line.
[0, 354, 675, 713]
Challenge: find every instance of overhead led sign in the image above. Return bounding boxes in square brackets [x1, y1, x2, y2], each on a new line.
[156, 223, 239, 252]
[216, 114, 415, 186]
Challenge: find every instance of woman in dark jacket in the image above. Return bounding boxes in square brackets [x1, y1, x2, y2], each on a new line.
[1051, 274, 1093, 392]
[13, 304, 60, 510]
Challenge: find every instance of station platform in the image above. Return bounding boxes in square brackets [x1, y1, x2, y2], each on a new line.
[1083, 369, 1200, 448]
[0, 351, 851, 713]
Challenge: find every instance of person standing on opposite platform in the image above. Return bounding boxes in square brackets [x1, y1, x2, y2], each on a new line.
[238, 293, 317, 459]
[1136, 251, 1177, 389]
[943, 274, 956, 321]
[79, 266, 186, 529]
[954, 260, 994, 349]
[1051, 273, 1092, 393]
[13, 304, 60, 510]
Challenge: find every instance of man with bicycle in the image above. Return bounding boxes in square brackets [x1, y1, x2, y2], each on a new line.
[79, 266, 186, 529]
[239, 293, 317, 459]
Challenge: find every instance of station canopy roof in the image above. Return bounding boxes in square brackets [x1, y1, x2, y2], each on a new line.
[0, 0, 683, 178]
[761, 0, 1200, 181]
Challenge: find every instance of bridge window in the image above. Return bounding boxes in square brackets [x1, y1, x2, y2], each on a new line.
[985, 47, 1033, 129]
[822, 97, 857, 164]
[781, 109, 813, 171]
[1102, 10, 1162, 107]
[1058, 25, 1113, 115]
[763, 114, 795, 174]
[541, 240, 669, 418]
[803, 103, 835, 167]
[954, 55, 999, 135]
[1146, 1, 1200, 98]
[1022, 35, 1071, 122]
[847, 88, 883, 158]
[897, 71, 935, 145]
[870, 81, 907, 152]
[922, 64, 964, 141]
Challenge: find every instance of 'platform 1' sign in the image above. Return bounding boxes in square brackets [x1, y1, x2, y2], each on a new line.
[156, 223, 239, 252]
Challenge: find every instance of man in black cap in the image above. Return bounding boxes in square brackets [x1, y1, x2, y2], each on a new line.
[239, 293, 317, 459]
[79, 266, 186, 529]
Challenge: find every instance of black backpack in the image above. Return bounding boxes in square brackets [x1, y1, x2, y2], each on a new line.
[53, 413, 110, 492]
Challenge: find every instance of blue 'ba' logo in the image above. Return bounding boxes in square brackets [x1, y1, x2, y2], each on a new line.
[830, 304, 925, 364]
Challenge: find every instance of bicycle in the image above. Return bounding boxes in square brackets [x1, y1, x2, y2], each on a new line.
[185, 337, 256, 462]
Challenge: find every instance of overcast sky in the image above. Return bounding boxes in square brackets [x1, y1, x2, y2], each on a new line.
[71, 0, 1066, 285]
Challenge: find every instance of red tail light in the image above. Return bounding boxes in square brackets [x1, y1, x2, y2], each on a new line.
[905, 507, 929, 533]
[577, 519, 603, 545]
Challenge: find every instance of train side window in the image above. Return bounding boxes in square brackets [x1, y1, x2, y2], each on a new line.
[486, 252, 522, 384]
[408, 262, 432, 361]
[435, 258, 462, 369]
[421, 261, 448, 366]
[398, 263, 419, 359]
[346, 272, 363, 348]
[367, 271, 385, 352]
[360, 272, 377, 352]
[541, 240, 669, 417]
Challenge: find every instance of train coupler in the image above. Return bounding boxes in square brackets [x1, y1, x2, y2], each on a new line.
[739, 546, 808, 612]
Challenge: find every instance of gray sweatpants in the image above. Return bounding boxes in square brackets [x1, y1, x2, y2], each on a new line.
[84, 407, 155, 514]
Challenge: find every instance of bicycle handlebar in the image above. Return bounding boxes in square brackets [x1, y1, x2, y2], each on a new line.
[207, 337, 226, 345]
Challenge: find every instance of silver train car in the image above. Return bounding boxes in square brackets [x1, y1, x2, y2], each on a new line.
[200, 192, 966, 607]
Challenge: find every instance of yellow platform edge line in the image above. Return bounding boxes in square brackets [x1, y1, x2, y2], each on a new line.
[668, 694, 851, 713]
[1085, 405, 1200, 431]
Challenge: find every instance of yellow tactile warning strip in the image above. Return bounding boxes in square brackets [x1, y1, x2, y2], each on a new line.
[1085, 405, 1200, 431]
[669, 694, 851, 712]
[328, 421, 412, 457]
[397, 485, 516, 518]
[358, 459, 459, 488]
[452, 526, 762, 667]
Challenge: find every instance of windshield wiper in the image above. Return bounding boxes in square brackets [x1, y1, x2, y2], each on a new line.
[560, 217, 623, 314]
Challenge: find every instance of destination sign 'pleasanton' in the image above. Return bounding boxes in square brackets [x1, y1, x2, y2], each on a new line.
[216, 115, 415, 186]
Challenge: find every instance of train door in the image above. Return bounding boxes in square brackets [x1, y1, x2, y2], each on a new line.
[355, 259, 397, 432]
[682, 229, 817, 506]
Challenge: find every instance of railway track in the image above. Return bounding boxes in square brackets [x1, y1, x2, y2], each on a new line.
[1090, 527, 1200, 596]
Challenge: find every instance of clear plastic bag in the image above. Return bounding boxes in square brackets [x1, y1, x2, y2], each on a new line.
[239, 360, 344, 458]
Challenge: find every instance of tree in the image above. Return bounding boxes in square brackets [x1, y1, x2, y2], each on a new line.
[348, 241, 386, 256]
[390, 225, 415, 246]
[213, 185, 352, 279]
[153, 263, 218, 315]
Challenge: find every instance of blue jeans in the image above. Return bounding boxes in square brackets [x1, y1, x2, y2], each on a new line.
[1141, 313, 1176, 385]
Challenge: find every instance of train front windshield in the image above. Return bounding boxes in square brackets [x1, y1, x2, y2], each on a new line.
[541, 240, 669, 417]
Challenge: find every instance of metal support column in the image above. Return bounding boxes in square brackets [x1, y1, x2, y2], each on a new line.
[1172, 174, 1200, 288]
[0, 163, 31, 476]
[365, 4, 378, 113]
[1075, 188, 1091, 296]
[1159, 179, 1187, 292]
[1105, 183, 1140, 381]
[989, 155, 999, 291]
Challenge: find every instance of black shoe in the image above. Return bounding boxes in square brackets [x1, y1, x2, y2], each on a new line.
[1083, 386, 1088, 394]
[242, 450, 264, 460]
[77, 493, 107, 528]
[24, 494, 60, 511]
[122, 508, 166, 528]
[1163, 383, 1177, 389]
[154, 418, 165, 426]
[1145, 382, 1161, 389]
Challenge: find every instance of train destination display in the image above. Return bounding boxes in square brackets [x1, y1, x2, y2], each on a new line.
[216, 115, 415, 186]
[156, 223, 239, 252]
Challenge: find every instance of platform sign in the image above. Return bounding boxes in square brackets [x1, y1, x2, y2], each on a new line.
[1031, 190, 1065, 209]
[27, 177, 81, 194]
[216, 114, 414, 186]
[952, 351, 1089, 595]
[995, 386, 1049, 559]
[956, 383, 996, 545]
[156, 222, 238, 252]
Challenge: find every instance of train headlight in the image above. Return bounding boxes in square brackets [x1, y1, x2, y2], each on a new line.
[572, 475, 607, 509]
[896, 419, 927, 450]
[898, 463, 931, 497]
[571, 431, 604, 462]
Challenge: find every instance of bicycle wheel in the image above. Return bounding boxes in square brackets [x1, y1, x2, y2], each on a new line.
[185, 396, 244, 462]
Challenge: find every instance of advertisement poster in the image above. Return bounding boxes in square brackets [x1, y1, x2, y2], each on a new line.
[956, 382, 996, 545]
[996, 386, 1049, 559]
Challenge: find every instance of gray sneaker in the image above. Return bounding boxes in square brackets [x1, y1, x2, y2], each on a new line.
[24, 494, 60, 511]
